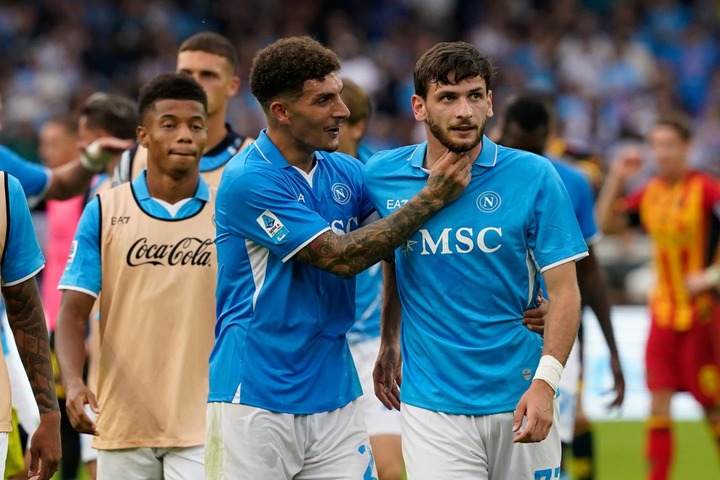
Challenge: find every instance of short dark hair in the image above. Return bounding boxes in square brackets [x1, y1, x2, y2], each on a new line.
[46, 113, 79, 135]
[249, 36, 341, 109]
[179, 31, 238, 73]
[138, 73, 208, 122]
[340, 78, 371, 126]
[652, 112, 692, 141]
[80, 93, 137, 140]
[503, 94, 552, 132]
[414, 42, 495, 99]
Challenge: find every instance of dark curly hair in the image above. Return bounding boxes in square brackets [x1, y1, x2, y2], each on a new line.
[138, 72, 208, 122]
[414, 42, 495, 99]
[249, 36, 341, 109]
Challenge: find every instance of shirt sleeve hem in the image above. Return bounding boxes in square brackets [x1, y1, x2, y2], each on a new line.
[57, 285, 99, 299]
[281, 227, 332, 263]
[1, 265, 44, 287]
[539, 251, 589, 273]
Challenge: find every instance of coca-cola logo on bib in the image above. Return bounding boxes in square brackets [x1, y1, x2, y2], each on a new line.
[126, 237, 213, 267]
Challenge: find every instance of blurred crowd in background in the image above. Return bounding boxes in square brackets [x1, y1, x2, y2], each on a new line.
[1, 0, 719, 302]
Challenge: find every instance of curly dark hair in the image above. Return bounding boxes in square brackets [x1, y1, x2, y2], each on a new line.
[138, 72, 208, 122]
[249, 36, 340, 109]
[414, 42, 495, 99]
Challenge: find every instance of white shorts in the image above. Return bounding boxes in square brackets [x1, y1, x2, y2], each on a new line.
[80, 406, 98, 463]
[558, 336, 581, 444]
[96, 445, 203, 480]
[401, 400, 561, 480]
[205, 399, 377, 480]
[0, 432, 8, 479]
[349, 338, 402, 437]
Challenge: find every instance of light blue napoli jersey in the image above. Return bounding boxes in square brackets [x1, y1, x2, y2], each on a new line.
[348, 143, 382, 344]
[0, 146, 51, 208]
[348, 263, 382, 344]
[550, 158, 599, 244]
[364, 136, 588, 415]
[59, 172, 211, 296]
[209, 130, 375, 414]
[2, 174, 45, 285]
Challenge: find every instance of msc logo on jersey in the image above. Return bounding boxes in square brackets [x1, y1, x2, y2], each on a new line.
[476, 191, 501, 212]
[419, 227, 502, 255]
[257, 209, 289, 244]
[330, 216, 359, 235]
[331, 183, 352, 204]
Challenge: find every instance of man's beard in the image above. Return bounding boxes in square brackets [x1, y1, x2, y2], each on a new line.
[428, 116, 485, 153]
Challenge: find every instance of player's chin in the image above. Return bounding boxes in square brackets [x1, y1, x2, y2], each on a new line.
[323, 140, 340, 153]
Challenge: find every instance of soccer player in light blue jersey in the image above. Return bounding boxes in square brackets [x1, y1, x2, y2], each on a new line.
[56, 73, 215, 480]
[366, 42, 588, 480]
[497, 93, 625, 480]
[0, 173, 61, 480]
[206, 36, 473, 480]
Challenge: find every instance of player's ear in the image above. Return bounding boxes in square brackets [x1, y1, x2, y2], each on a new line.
[227, 75, 240, 97]
[411, 94, 427, 122]
[487, 89, 494, 118]
[137, 126, 149, 148]
[269, 100, 291, 125]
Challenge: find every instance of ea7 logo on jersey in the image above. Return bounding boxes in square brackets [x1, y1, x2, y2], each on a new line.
[111, 216, 130, 225]
[331, 183, 352, 204]
[256, 210, 289, 243]
[476, 191, 501, 212]
[386, 199, 409, 210]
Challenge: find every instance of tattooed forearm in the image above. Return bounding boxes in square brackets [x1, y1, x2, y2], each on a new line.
[3, 278, 60, 414]
[296, 188, 443, 277]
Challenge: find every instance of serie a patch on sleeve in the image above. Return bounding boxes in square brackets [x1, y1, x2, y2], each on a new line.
[257, 210, 289, 244]
[66, 240, 78, 268]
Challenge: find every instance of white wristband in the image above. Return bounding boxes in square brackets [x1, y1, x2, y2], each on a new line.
[80, 140, 114, 173]
[532, 355, 564, 393]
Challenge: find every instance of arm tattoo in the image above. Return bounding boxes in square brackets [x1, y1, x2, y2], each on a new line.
[3, 278, 60, 414]
[296, 189, 440, 277]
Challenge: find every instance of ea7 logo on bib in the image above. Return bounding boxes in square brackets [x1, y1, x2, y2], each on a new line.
[331, 183, 352, 204]
[476, 191, 501, 212]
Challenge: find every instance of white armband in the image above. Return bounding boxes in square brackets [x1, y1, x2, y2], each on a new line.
[533, 355, 564, 393]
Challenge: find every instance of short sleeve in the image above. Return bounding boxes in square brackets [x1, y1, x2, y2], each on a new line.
[1, 175, 44, 285]
[216, 170, 330, 262]
[58, 197, 102, 297]
[571, 173, 600, 243]
[529, 166, 588, 272]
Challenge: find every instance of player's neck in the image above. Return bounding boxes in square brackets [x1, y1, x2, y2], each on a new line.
[266, 127, 316, 173]
[424, 137, 482, 169]
[146, 168, 200, 204]
[659, 164, 689, 185]
[205, 111, 228, 152]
